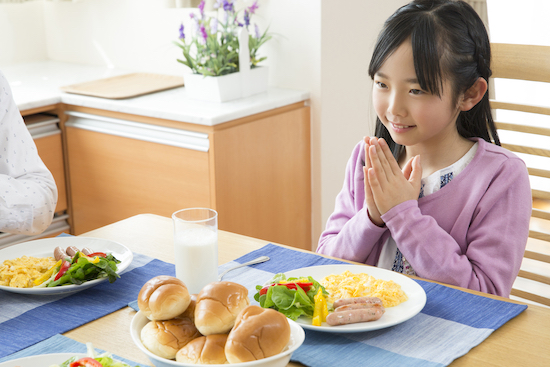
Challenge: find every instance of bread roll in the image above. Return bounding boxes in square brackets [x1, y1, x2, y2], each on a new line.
[194, 281, 250, 335]
[225, 305, 290, 363]
[138, 275, 191, 321]
[179, 295, 197, 322]
[141, 317, 201, 360]
[176, 334, 228, 364]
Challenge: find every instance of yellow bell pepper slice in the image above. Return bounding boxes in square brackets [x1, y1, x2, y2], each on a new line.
[278, 278, 310, 284]
[312, 287, 328, 326]
[78, 252, 101, 264]
[33, 259, 62, 286]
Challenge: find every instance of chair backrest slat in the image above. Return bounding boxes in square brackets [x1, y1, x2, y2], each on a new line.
[495, 121, 550, 137]
[490, 101, 550, 116]
[491, 43, 550, 308]
[491, 43, 550, 83]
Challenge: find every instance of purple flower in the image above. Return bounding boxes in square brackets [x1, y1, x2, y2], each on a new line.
[244, 10, 250, 27]
[254, 24, 260, 39]
[248, 1, 259, 14]
[179, 23, 185, 40]
[198, 0, 205, 16]
[189, 13, 195, 19]
[200, 25, 208, 43]
[213, 0, 223, 9]
[191, 17, 200, 35]
[223, 0, 234, 12]
[210, 18, 218, 34]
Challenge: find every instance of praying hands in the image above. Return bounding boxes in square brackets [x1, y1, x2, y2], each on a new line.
[363, 137, 422, 226]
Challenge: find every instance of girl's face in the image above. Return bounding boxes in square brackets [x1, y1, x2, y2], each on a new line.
[372, 40, 462, 153]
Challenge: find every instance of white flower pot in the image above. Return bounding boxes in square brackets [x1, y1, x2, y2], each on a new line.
[184, 66, 269, 103]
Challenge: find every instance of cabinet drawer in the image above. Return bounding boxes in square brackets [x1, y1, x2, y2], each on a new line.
[25, 114, 68, 214]
[65, 112, 211, 234]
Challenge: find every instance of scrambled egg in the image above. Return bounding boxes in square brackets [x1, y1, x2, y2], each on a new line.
[0, 256, 57, 288]
[321, 270, 408, 308]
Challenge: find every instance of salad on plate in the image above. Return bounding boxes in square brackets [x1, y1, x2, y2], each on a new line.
[50, 343, 139, 367]
[34, 250, 121, 288]
[254, 273, 330, 325]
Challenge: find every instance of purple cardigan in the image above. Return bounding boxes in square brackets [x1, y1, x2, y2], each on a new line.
[317, 138, 532, 297]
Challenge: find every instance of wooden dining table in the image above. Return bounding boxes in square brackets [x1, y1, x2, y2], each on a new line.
[63, 214, 550, 366]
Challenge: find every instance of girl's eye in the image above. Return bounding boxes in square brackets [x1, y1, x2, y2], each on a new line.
[410, 89, 424, 95]
[375, 81, 388, 89]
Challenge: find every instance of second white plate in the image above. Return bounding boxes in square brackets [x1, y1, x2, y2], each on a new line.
[0, 353, 86, 367]
[0, 236, 133, 295]
[283, 264, 427, 333]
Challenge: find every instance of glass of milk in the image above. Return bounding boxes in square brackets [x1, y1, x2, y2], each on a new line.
[172, 208, 218, 295]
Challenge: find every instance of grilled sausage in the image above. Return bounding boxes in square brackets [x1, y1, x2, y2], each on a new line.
[81, 247, 93, 256]
[326, 303, 385, 326]
[53, 246, 68, 261]
[333, 296, 383, 309]
[334, 302, 384, 312]
[66, 246, 80, 257]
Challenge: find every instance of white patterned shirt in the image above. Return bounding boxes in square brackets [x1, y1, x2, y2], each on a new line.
[0, 71, 57, 235]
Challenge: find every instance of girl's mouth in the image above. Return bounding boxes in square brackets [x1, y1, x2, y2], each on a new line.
[390, 122, 414, 132]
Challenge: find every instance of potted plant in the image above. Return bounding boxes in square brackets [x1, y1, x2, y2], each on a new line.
[175, 0, 271, 102]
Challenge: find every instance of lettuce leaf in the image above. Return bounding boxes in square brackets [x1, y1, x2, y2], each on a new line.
[254, 273, 328, 321]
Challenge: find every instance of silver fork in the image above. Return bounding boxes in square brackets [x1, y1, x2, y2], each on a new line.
[217, 255, 270, 281]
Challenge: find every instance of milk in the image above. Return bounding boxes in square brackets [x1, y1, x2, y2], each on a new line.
[174, 225, 218, 295]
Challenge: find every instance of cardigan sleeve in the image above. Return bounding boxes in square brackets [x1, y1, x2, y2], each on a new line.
[382, 156, 531, 297]
[317, 141, 388, 264]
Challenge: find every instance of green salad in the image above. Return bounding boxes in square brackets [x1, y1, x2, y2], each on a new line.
[34, 251, 121, 288]
[253, 273, 329, 321]
[51, 342, 139, 367]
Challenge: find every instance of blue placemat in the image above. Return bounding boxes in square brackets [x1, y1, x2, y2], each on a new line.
[0, 252, 173, 359]
[0, 334, 142, 366]
[216, 244, 528, 367]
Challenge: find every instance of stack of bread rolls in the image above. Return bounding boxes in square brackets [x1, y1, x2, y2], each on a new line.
[137, 276, 291, 364]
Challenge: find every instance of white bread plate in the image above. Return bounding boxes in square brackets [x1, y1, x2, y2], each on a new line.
[130, 310, 305, 367]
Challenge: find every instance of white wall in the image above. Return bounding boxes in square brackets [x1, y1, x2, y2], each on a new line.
[318, 0, 408, 247]
[0, 2, 47, 66]
[0, 0, 547, 250]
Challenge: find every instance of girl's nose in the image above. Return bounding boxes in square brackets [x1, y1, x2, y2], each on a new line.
[387, 92, 407, 118]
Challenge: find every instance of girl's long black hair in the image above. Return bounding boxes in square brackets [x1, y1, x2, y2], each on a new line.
[368, 0, 500, 160]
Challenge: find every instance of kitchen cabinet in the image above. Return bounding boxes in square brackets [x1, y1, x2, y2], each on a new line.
[61, 102, 311, 250]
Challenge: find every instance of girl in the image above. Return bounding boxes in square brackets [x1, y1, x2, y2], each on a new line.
[316, 0, 532, 298]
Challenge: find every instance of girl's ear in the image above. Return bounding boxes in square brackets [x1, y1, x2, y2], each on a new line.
[459, 77, 488, 111]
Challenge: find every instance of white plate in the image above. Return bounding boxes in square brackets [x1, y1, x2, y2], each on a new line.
[0, 353, 86, 367]
[0, 353, 131, 367]
[283, 264, 427, 333]
[0, 237, 133, 295]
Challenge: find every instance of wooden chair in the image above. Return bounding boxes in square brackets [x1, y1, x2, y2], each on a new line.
[490, 43, 550, 307]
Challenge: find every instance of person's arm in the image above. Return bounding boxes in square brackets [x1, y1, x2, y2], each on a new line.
[384, 157, 531, 297]
[317, 141, 388, 264]
[0, 71, 58, 235]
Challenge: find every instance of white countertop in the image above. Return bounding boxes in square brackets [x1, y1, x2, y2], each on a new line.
[3, 61, 310, 126]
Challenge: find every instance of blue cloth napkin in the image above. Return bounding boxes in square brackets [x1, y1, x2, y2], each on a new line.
[0, 252, 173, 359]
[0, 334, 142, 366]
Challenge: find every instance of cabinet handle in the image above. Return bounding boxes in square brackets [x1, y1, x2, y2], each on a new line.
[64, 111, 209, 152]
